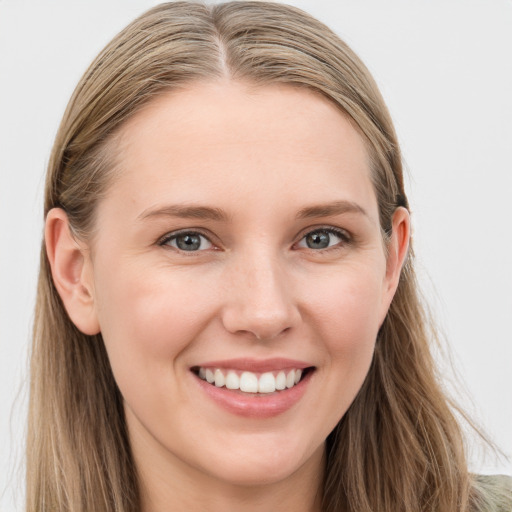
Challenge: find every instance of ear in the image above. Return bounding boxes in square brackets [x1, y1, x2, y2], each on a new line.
[381, 207, 410, 315]
[45, 208, 100, 335]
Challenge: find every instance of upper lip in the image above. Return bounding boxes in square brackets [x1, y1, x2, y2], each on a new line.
[192, 358, 313, 373]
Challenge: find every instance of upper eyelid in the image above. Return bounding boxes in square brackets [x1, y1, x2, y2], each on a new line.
[157, 225, 351, 248]
[157, 228, 215, 247]
[293, 227, 352, 254]
[295, 225, 351, 242]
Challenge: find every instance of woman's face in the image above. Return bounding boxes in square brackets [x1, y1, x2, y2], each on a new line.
[83, 82, 406, 489]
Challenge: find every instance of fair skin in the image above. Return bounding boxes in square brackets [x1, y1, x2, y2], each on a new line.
[46, 81, 409, 512]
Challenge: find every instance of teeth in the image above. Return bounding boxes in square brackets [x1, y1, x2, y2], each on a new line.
[240, 372, 258, 393]
[285, 370, 295, 389]
[197, 367, 306, 393]
[225, 371, 240, 390]
[205, 368, 215, 384]
[258, 372, 276, 393]
[275, 371, 286, 391]
[214, 369, 225, 387]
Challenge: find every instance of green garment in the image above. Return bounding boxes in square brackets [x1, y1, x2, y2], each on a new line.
[473, 474, 512, 512]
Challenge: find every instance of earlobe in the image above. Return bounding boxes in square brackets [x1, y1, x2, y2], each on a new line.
[45, 208, 100, 335]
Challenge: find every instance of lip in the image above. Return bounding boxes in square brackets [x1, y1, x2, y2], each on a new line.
[192, 357, 312, 373]
[191, 360, 315, 419]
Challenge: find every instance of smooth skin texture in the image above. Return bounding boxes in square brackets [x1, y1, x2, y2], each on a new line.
[46, 81, 410, 512]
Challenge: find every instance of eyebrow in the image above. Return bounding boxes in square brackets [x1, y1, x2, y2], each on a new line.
[138, 204, 229, 222]
[138, 199, 368, 223]
[295, 200, 368, 220]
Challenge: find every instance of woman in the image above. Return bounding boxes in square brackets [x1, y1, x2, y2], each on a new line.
[27, 2, 511, 511]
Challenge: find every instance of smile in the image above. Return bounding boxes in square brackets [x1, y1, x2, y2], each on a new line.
[195, 367, 305, 393]
[191, 359, 315, 418]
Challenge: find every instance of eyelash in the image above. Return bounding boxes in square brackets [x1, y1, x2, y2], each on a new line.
[157, 226, 352, 253]
[295, 227, 351, 251]
[158, 230, 214, 252]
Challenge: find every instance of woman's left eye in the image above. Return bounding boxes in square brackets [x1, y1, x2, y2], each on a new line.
[159, 231, 213, 252]
[296, 228, 348, 250]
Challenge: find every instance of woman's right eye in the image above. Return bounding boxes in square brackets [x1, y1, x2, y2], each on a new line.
[159, 232, 213, 252]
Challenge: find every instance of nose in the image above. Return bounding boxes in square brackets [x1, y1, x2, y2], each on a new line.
[220, 251, 301, 341]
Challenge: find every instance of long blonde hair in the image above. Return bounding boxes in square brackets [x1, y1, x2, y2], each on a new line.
[27, 2, 496, 511]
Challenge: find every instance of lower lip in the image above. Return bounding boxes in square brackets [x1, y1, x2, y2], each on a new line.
[194, 370, 313, 419]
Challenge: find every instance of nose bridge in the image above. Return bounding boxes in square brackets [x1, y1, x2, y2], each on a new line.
[221, 244, 299, 340]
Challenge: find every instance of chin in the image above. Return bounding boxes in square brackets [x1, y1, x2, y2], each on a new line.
[195, 434, 324, 488]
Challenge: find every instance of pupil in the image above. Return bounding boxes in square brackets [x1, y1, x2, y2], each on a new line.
[177, 234, 201, 251]
[307, 231, 329, 249]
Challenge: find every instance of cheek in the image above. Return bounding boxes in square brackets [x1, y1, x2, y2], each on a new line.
[93, 262, 218, 378]
[302, 263, 385, 403]
[305, 263, 385, 348]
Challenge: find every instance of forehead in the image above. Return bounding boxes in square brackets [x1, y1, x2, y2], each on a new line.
[106, 80, 378, 222]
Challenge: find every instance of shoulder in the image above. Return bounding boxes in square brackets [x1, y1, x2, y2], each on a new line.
[472, 474, 512, 512]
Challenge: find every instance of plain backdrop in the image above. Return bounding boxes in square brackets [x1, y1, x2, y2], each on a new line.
[1, 1, 511, 510]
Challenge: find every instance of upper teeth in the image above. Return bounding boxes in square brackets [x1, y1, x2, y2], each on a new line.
[197, 367, 303, 393]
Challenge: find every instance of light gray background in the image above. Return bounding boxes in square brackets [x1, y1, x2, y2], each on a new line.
[1, 1, 511, 510]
